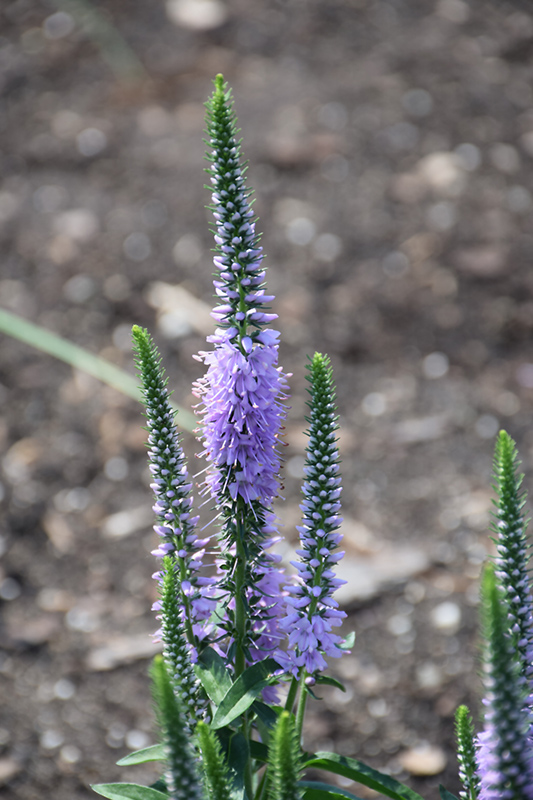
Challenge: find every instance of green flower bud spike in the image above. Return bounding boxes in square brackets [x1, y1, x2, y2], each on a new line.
[150, 655, 203, 800]
[196, 722, 232, 800]
[266, 711, 304, 800]
[454, 705, 479, 800]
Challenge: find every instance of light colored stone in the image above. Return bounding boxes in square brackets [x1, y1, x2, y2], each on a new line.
[417, 151, 466, 197]
[455, 246, 507, 277]
[146, 281, 213, 338]
[101, 505, 153, 539]
[166, 0, 228, 30]
[330, 544, 429, 605]
[53, 209, 99, 242]
[431, 601, 461, 634]
[393, 414, 449, 444]
[399, 743, 447, 776]
[0, 758, 22, 785]
[86, 634, 161, 670]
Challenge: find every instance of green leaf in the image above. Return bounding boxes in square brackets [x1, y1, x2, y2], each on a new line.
[300, 781, 366, 800]
[211, 658, 280, 730]
[252, 701, 280, 729]
[304, 753, 426, 800]
[0, 308, 195, 432]
[250, 740, 269, 762]
[117, 744, 166, 766]
[313, 676, 346, 692]
[91, 783, 167, 800]
[195, 646, 233, 705]
[439, 786, 460, 800]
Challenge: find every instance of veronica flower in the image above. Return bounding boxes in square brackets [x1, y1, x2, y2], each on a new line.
[193, 76, 289, 672]
[194, 74, 289, 509]
[132, 326, 216, 657]
[276, 353, 347, 678]
[476, 565, 533, 800]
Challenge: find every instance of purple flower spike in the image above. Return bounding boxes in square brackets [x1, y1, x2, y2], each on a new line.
[132, 326, 217, 648]
[276, 353, 349, 678]
[194, 339, 288, 506]
[194, 74, 289, 509]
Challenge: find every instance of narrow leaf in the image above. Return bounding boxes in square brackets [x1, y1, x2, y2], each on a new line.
[195, 646, 233, 705]
[117, 744, 166, 766]
[252, 700, 280, 729]
[250, 740, 269, 762]
[0, 308, 195, 431]
[439, 787, 460, 800]
[304, 753, 426, 800]
[211, 658, 280, 729]
[313, 676, 346, 692]
[300, 781, 366, 800]
[91, 783, 167, 800]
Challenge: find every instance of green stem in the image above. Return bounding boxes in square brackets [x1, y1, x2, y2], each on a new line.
[253, 765, 268, 800]
[284, 677, 299, 713]
[295, 672, 308, 746]
[234, 497, 248, 678]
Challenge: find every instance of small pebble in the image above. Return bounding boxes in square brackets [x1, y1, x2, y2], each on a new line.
[422, 352, 449, 379]
[60, 745, 81, 764]
[399, 744, 447, 775]
[40, 730, 64, 750]
[431, 601, 461, 634]
[125, 729, 150, 750]
[54, 209, 99, 242]
[166, 0, 228, 30]
[361, 392, 386, 416]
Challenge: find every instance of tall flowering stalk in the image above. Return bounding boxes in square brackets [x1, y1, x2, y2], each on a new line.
[94, 76, 456, 800]
[193, 75, 289, 677]
[276, 353, 347, 737]
[476, 565, 533, 799]
[132, 325, 215, 659]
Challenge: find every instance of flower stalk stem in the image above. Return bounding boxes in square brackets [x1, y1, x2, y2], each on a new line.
[295, 673, 308, 746]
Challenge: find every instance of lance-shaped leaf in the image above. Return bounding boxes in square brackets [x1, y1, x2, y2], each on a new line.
[299, 782, 366, 800]
[91, 784, 167, 800]
[117, 744, 166, 767]
[195, 647, 233, 706]
[303, 753, 425, 800]
[210, 658, 280, 729]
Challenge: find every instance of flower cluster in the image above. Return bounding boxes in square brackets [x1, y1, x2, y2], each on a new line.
[194, 74, 288, 509]
[132, 325, 216, 658]
[90, 76, 533, 800]
[276, 354, 347, 677]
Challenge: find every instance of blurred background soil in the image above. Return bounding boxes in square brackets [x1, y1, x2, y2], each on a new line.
[2, 0, 533, 797]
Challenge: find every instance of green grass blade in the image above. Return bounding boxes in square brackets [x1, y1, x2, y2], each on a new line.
[0, 308, 196, 432]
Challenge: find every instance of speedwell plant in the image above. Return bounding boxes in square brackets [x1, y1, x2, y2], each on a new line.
[89, 77, 533, 800]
